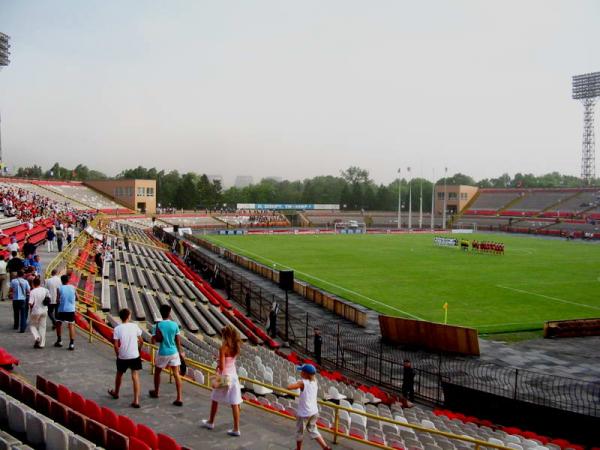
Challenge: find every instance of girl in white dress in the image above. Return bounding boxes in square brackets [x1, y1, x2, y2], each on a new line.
[201, 325, 243, 436]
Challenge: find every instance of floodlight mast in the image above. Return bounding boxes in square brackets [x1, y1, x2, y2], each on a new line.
[572, 72, 600, 184]
[0, 32, 10, 170]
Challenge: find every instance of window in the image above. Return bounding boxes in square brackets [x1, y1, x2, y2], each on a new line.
[460, 192, 468, 200]
[137, 187, 145, 196]
[448, 192, 457, 200]
[146, 187, 154, 197]
[437, 192, 445, 200]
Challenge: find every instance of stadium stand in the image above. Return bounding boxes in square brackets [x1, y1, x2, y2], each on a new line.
[41, 182, 129, 212]
[158, 214, 223, 228]
[216, 211, 289, 227]
[465, 190, 526, 214]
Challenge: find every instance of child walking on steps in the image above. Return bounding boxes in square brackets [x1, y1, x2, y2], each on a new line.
[287, 364, 332, 450]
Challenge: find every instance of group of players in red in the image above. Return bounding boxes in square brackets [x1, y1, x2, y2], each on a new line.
[471, 240, 504, 255]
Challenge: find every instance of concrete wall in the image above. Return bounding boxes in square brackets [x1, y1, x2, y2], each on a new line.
[85, 179, 156, 214]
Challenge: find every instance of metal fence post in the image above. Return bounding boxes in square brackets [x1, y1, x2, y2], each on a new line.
[336, 324, 340, 367]
[305, 312, 309, 352]
[333, 407, 340, 444]
[378, 339, 383, 384]
[513, 368, 519, 400]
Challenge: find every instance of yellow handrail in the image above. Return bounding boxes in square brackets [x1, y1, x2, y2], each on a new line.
[72, 309, 511, 450]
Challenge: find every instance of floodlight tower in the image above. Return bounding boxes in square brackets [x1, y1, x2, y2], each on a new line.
[0, 33, 10, 169]
[572, 72, 600, 184]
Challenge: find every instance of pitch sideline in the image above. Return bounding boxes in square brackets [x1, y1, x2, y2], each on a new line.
[208, 238, 426, 320]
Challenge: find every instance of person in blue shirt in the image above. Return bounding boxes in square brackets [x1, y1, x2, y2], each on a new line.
[31, 255, 42, 276]
[55, 274, 78, 350]
[10, 270, 30, 332]
[149, 304, 185, 406]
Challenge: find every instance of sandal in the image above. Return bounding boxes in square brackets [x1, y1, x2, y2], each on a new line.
[173, 400, 183, 407]
[148, 390, 159, 398]
[108, 389, 119, 399]
[130, 403, 140, 409]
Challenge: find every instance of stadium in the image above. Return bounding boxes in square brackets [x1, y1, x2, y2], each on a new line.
[0, 4, 599, 450]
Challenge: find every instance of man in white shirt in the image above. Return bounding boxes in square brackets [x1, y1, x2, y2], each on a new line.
[0, 255, 8, 301]
[7, 238, 19, 254]
[66, 225, 75, 244]
[29, 278, 49, 348]
[45, 269, 62, 329]
[108, 308, 143, 408]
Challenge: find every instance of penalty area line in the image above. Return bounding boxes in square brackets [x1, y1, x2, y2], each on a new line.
[496, 285, 600, 311]
[209, 238, 425, 320]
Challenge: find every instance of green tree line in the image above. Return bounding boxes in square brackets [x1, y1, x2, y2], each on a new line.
[12, 163, 596, 211]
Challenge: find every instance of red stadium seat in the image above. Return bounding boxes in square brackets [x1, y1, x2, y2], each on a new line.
[21, 384, 36, 407]
[84, 399, 102, 422]
[100, 406, 119, 430]
[34, 392, 51, 416]
[50, 400, 69, 425]
[67, 409, 87, 436]
[46, 380, 59, 399]
[116, 414, 137, 438]
[129, 436, 152, 450]
[70, 392, 86, 414]
[35, 375, 47, 393]
[57, 384, 72, 406]
[85, 419, 107, 447]
[9, 377, 23, 400]
[157, 433, 181, 450]
[136, 423, 159, 449]
[106, 428, 129, 450]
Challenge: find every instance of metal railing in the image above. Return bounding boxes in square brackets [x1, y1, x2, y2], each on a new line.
[72, 305, 511, 450]
[164, 229, 600, 418]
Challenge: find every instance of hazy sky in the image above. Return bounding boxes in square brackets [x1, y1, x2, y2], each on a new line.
[0, 0, 599, 185]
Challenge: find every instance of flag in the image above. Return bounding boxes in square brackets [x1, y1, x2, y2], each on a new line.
[443, 302, 448, 310]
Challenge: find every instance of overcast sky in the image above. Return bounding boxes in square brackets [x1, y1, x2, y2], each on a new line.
[0, 0, 599, 185]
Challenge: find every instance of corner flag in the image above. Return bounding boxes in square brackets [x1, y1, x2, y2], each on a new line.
[443, 302, 448, 324]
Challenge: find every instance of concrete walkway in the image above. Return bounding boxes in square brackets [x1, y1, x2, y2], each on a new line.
[0, 299, 373, 450]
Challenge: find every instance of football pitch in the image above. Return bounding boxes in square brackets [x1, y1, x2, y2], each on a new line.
[201, 233, 600, 333]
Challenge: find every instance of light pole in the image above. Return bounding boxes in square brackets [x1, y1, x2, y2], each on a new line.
[407, 167, 412, 230]
[397, 168, 401, 229]
[442, 167, 448, 229]
[430, 168, 435, 231]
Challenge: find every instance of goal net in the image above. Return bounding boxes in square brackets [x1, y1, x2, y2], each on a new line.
[334, 221, 367, 234]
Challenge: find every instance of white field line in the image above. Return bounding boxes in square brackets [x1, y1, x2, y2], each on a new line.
[477, 321, 542, 329]
[496, 285, 600, 311]
[211, 238, 425, 320]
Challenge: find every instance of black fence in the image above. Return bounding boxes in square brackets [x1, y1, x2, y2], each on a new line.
[155, 227, 600, 419]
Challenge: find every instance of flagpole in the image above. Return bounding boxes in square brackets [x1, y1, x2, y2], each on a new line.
[431, 168, 435, 231]
[419, 177, 423, 229]
[407, 167, 412, 230]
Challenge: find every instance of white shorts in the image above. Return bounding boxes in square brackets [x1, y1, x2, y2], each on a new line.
[155, 353, 181, 369]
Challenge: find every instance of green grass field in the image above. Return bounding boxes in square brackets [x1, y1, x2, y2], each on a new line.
[200, 233, 600, 333]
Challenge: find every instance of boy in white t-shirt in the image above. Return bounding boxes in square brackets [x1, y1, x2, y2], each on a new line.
[108, 308, 143, 408]
[287, 364, 332, 450]
[28, 278, 49, 348]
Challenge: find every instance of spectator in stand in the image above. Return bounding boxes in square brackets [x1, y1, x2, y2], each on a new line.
[6, 251, 24, 280]
[268, 302, 279, 338]
[66, 224, 75, 244]
[28, 277, 49, 348]
[313, 329, 322, 366]
[55, 274, 77, 350]
[10, 270, 30, 333]
[0, 255, 7, 301]
[287, 364, 332, 450]
[7, 237, 18, 255]
[201, 325, 243, 437]
[94, 250, 103, 273]
[55, 226, 65, 252]
[401, 359, 415, 407]
[22, 237, 36, 259]
[149, 304, 185, 406]
[46, 227, 56, 252]
[45, 269, 61, 329]
[108, 308, 143, 408]
[124, 235, 130, 252]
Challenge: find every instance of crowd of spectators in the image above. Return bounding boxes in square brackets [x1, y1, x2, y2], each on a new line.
[218, 210, 288, 228]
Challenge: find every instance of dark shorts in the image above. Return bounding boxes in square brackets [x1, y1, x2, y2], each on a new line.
[56, 311, 75, 323]
[116, 357, 142, 373]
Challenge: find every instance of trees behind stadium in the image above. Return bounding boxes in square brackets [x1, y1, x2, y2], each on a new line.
[12, 162, 595, 211]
